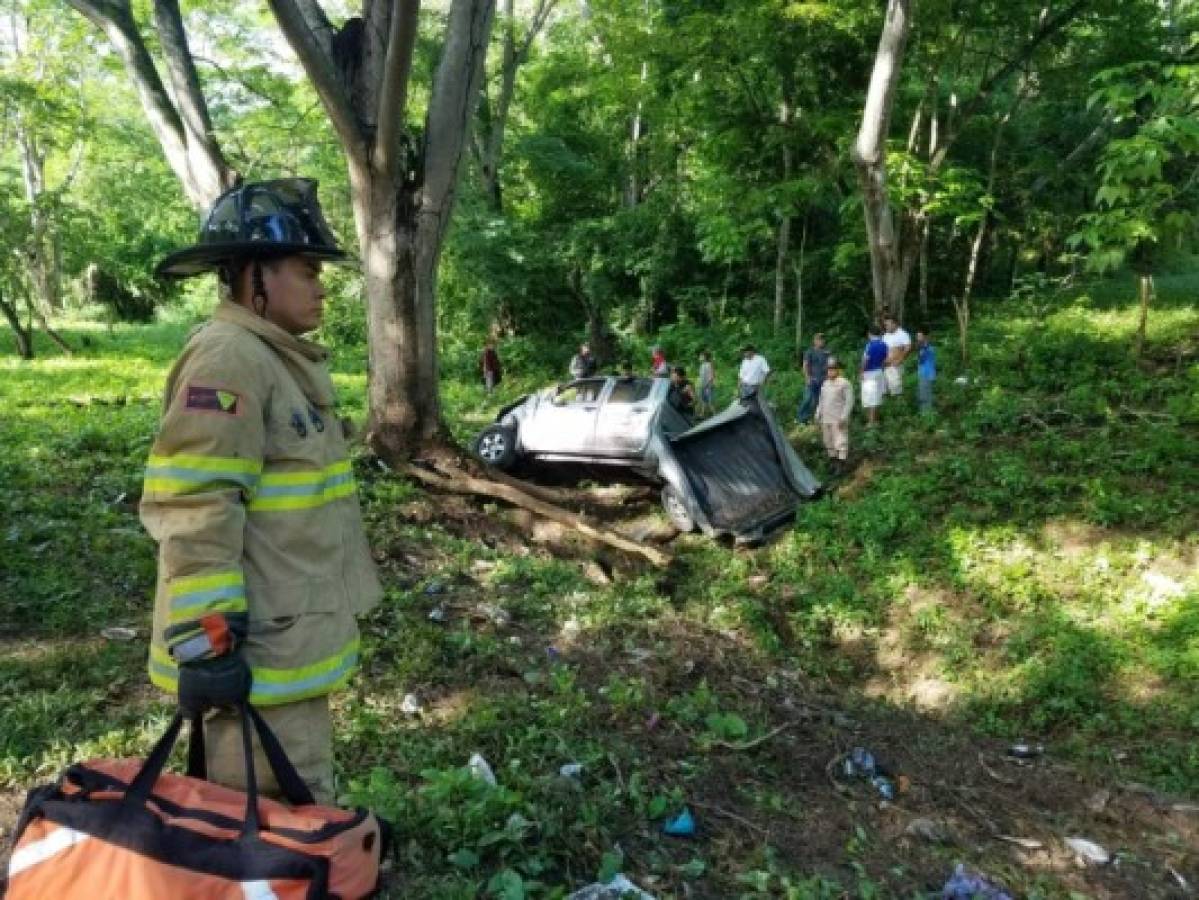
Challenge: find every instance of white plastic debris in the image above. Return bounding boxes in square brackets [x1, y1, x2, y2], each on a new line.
[559, 763, 583, 779]
[428, 606, 449, 623]
[1142, 571, 1185, 599]
[997, 835, 1043, 850]
[468, 753, 497, 786]
[400, 693, 423, 715]
[100, 626, 138, 642]
[561, 617, 582, 640]
[567, 874, 656, 900]
[905, 817, 950, 843]
[1065, 836, 1111, 865]
[477, 603, 512, 627]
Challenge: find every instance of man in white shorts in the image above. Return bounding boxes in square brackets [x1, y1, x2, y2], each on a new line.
[882, 315, 912, 396]
[861, 325, 888, 426]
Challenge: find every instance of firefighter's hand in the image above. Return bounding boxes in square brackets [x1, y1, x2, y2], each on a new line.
[178, 653, 251, 715]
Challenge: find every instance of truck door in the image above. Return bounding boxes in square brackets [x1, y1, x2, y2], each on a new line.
[594, 377, 655, 457]
[522, 378, 606, 455]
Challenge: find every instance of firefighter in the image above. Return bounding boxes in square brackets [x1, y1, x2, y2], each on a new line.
[143, 178, 381, 803]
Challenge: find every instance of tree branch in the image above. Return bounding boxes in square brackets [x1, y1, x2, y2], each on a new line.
[933, 0, 1091, 169]
[268, 0, 367, 167]
[421, 0, 496, 238]
[65, 0, 204, 203]
[517, 0, 559, 60]
[375, 0, 421, 182]
[151, 0, 232, 197]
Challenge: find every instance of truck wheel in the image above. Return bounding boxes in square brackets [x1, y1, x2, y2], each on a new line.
[661, 485, 695, 532]
[475, 425, 517, 471]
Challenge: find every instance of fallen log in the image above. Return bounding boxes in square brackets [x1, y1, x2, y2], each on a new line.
[401, 463, 672, 568]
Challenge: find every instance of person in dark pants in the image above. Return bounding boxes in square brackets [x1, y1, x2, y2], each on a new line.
[479, 340, 502, 395]
[797, 332, 830, 424]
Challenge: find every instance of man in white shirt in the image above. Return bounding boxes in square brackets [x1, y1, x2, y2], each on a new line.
[882, 315, 912, 397]
[737, 345, 770, 398]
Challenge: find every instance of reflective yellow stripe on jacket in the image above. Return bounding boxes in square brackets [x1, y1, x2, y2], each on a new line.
[143, 454, 262, 496]
[149, 638, 361, 707]
[167, 570, 248, 624]
[248, 460, 356, 512]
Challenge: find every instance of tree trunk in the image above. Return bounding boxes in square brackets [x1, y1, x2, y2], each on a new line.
[773, 214, 790, 334]
[1135, 273, 1152, 359]
[918, 220, 930, 319]
[793, 216, 807, 350]
[774, 102, 793, 334]
[351, 0, 496, 459]
[476, 0, 554, 212]
[0, 290, 34, 360]
[851, 0, 912, 319]
[951, 293, 969, 367]
[17, 126, 61, 313]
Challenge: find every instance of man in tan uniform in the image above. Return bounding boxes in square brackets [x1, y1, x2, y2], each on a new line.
[142, 178, 381, 803]
[814, 356, 853, 473]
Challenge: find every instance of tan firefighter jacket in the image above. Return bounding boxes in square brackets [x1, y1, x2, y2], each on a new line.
[140, 300, 381, 706]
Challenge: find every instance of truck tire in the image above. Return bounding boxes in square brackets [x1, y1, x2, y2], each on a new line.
[661, 485, 695, 532]
[475, 425, 518, 471]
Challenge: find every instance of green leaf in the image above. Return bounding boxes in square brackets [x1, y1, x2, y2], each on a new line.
[448, 848, 480, 869]
[488, 869, 526, 900]
[598, 849, 623, 883]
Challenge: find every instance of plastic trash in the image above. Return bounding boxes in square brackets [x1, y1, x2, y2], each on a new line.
[559, 763, 583, 779]
[400, 693, 423, 715]
[662, 808, 696, 837]
[905, 818, 950, 843]
[468, 753, 497, 786]
[1064, 836, 1110, 865]
[842, 747, 877, 778]
[997, 835, 1043, 850]
[100, 626, 138, 642]
[567, 874, 656, 900]
[428, 606, 449, 623]
[870, 775, 895, 800]
[1005, 743, 1044, 760]
[941, 864, 1012, 899]
[477, 603, 512, 627]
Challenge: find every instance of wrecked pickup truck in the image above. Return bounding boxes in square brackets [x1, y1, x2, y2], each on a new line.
[473, 376, 821, 542]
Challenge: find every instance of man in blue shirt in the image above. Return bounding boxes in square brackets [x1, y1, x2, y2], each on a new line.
[860, 325, 888, 426]
[916, 330, 936, 413]
[797, 333, 830, 425]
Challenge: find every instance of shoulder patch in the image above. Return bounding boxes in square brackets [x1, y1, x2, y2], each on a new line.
[184, 383, 243, 416]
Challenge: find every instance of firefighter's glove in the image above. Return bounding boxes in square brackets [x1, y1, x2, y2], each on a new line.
[178, 653, 251, 715]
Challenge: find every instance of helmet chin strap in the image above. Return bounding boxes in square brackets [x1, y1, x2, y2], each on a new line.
[250, 260, 269, 317]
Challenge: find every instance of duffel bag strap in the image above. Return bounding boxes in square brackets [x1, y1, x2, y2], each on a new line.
[244, 705, 316, 808]
[181, 706, 312, 807]
[186, 710, 207, 780]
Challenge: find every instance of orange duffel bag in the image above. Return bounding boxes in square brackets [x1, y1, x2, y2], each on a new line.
[3, 704, 389, 899]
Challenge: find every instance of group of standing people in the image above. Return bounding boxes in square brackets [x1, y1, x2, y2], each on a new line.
[482, 321, 936, 474]
[800, 316, 937, 471]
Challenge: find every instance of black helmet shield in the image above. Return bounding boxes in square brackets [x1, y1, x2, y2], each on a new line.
[155, 178, 348, 279]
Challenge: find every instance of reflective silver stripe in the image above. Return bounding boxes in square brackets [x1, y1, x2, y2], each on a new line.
[241, 880, 280, 899]
[170, 632, 215, 663]
[8, 827, 91, 877]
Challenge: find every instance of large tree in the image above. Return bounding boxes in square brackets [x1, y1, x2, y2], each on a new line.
[67, 0, 496, 457]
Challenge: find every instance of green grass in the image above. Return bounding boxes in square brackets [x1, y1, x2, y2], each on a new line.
[1, 276, 1197, 897]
